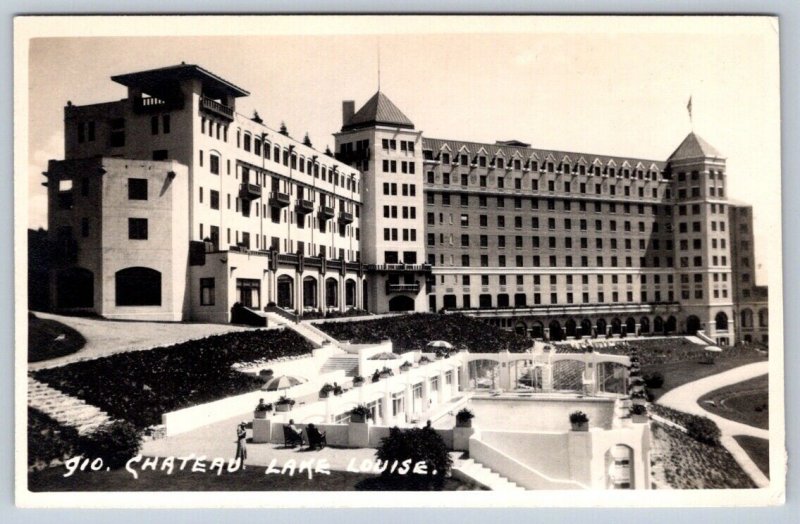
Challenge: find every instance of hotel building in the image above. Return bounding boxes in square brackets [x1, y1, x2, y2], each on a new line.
[43, 63, 767, 345]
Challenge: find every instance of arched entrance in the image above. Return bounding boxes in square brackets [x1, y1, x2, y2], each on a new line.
[686, 315, 701, 335]
[514, 320, 527, 337]
[665, 315, 677, 333]
[580, 318, 593, 338]
[56, 267, 94, 308]
[548, 320, 564, 341]
[715, 312, 729, 332]
[325, 277, 339, 308]
[302, 276, 318, 309]
[758, 308, 768, 328]
[565, 319, 577, 339]
[639, 317, 650, 334]
[611, 318, 622, 335]
[388, 295, 414, 312]
[497, 294, 509, 308]
[596, 318, 607, 337]
[530, 320, 545, 339]
[653, 316, 664, 334]
[277, 275, 294, 309]
[625, 317, 636, 335]
[345, 279, 357, 308]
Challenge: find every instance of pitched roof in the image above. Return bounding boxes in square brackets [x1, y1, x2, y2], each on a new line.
[667, 132, 724, 162]
[342, 91, 414, 131]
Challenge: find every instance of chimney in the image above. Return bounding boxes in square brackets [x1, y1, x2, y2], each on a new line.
[342, 101, 355, 126]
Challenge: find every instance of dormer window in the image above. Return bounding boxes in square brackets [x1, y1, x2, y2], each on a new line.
[460, 154, 469, 166]
[547, 162, 554, 173]
[442, 152, 450, 164]
[479, 156, 486, 167]
[497, 158, 504, 169]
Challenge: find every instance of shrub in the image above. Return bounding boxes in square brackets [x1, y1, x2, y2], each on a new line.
[27, 408, 82, 470]
[644, 372, 665, 389]
[684, 416, 721, 446]
[77, 421, 142, 469]
[353, 375, 365, 384]
[631, 404, 647, 416]
[455, 408, 474, 424]
[375, 426, 453, 490]
[569, 411, 589, 424]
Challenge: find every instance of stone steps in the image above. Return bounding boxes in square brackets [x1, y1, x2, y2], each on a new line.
[319, 356, 360, 377]
[27, 376, 111, 434]
[454, 457, 526, 491]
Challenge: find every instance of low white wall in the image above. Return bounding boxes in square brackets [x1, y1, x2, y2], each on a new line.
[469, 435, 587, 490]
[479, 430, 572, 480]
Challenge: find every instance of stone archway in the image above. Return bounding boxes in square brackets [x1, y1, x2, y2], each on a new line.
[686, 315, 701, 335]
[388, 295, 414, 312]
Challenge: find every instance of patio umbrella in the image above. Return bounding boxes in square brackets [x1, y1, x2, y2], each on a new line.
[427, 340, 454, 350]
[704, 346, 723, 353]
[368, 352, 400, 360]
[261, 375, 304, 391]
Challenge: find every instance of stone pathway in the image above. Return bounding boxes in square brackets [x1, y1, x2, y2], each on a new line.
[657, 361, 770, 488]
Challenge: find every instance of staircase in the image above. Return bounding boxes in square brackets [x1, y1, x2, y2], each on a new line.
[319, 355, 360, 377]
[452, 456, 526, 491]
[28, 376, 111, 434]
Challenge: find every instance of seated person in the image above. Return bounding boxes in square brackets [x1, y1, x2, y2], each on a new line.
[283, 419, 304, 447]
[306, 423, 327, 450]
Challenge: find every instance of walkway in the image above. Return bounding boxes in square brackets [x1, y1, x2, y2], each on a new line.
[142, 412, 376, 472]
[657, 361, 770, 488]
[30, 312, 252, 370]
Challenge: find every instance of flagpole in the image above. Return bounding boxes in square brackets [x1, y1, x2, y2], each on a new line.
[687, 95, 693, 131]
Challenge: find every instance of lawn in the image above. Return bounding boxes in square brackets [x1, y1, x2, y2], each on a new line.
[734, 435, 770, 478]
[642, 348, 766, 401]
[650, 422, 756, 489]
[28, 463, 479, 492]
[698, 374, 768, 429]
[28, 313, 86, 363]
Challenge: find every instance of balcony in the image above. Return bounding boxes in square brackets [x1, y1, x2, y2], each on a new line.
[386, 282, 421, 294]
[134, 96, 183, 114]
[239, 183, 262, 200]
[268, 191, 291, 208]
[319, 205, 335, 220]
[295, 199, 314, 214]
[200, 97, 234, 121]
[338, 211, 354, 224]
[366, 263, 433, 273]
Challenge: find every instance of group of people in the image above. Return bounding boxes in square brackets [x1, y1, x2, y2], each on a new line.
[235, 418, 328, 469]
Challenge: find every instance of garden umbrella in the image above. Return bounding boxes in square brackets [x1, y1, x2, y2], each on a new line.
[427, 340, 454, 350]
[368, 352, 400, 360]
[261, 375, 305, 391]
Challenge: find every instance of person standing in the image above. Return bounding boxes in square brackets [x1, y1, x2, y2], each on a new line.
[236, 422, 248, 470]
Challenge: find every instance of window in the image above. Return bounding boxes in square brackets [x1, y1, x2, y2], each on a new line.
[200, 278, 215, 305]
[128, 218, 148, 240]
[210, 190, 219, 210]
[210, 154, 220, 174]
[128, 179, 148, 200]
[115, 267, 161, 306]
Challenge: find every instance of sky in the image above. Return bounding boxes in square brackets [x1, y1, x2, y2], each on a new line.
[23, 17, 780, 285]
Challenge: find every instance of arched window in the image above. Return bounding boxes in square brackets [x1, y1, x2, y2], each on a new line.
[758, 309, 768, 328]
[325, 278, 339, 308]
[715, 312, 729, 332]
[302, 276, 318, 309]
[115, 267, 161, 306]
[345, 279, 356, 307]
[740, 309, 753, 328]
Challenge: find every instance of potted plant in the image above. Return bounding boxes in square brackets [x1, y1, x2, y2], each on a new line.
[399, 361, 412, 372]
[319, 383, 334, 399]
[631, 389, 648, 406]
[333, 383, 344, 396]
[275, 395, 296, 412]
[259, 369, 274, 381]
[631, 404, 648, 423]
[371, 370, 382, 383]
[569, 410, 589, 431]
[254, 398, 273, 419]
[348, 404, 373, 424]
[455, 408, 475, 428]
[352, 375, 365, 387]
[419, 356, 431, 365]
[379, 367, 394, 379]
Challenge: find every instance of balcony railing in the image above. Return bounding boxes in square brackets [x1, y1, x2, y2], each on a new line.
[134, 96, 183, 114]
[200, 97, 234, 121]
[295, 199, 314, 214]
[268, 191, 291, 208]
[319, 205, 335, 220]
[386, 282, 421, 294]
[366, 263, 433, 273]
[239, 183, 262, 200]
[338, 211, 354, 224]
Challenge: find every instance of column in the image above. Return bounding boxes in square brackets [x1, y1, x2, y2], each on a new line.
[421, 376, 430, 415]
[439, 369, 448, 403]
[382, 389, 392, 426]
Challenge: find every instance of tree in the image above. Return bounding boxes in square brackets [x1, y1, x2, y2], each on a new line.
[374, 426, 452, 490]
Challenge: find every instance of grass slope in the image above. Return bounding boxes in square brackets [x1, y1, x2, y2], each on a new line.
[697, 374, 768, 429]
[733, 435, 770, 478]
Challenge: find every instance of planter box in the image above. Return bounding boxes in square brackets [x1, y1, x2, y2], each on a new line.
[319, 392, 331, 399]
[275, 403, 293, 412]
[254, 410, 269, 419]
[352, 381, 364, 388]
[455, 419, 473, 428]
[350, 413, 369, 424]
[570, 422, 589, 432]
